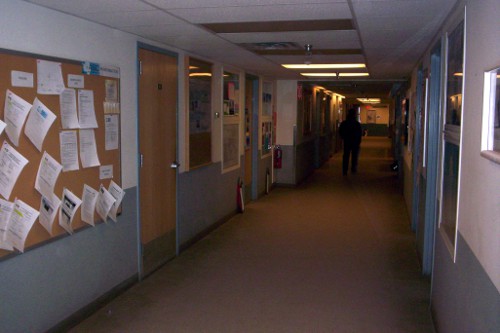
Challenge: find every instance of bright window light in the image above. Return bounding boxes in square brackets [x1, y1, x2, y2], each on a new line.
[283, 63, 366, 69]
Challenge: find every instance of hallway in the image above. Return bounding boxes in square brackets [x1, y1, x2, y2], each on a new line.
[71, 138, 434, 333]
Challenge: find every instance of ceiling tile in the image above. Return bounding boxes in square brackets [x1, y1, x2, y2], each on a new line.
[167, 3, 352, 23]
[220, 30, 360, 49]
[146, 0, 348, 10]
[78, 10, 184, 27]
[27, 0, 154, 13]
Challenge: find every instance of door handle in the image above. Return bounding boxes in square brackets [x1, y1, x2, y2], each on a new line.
[170, 161, 180, 169]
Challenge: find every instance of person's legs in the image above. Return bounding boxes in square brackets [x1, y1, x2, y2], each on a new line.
[342, 146, 350, 175]
[351, 145, 360, 173]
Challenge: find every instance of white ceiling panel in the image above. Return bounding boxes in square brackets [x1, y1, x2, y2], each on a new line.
[361, 28, 434, 49]
[167, 3, 352, 24]
[123, 23, 209, 38]
[263, 54, 365, 64]
[351, 0, 455, 18]
[23, 0, 461, 92]
[220, 30, 360, 49]
[145, 0, 347, 10]
[78, 10, 184, 27]
[27, 0, 154, 13]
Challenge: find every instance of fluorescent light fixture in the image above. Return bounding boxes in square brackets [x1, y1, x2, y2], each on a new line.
[335, 93, 346, 99]
[189, 73, 212, 77]
[338, 72, 370, 77]
[301, 73, 337, 77]
[283, 63, 366, 69]
[357, 98, 380, 104]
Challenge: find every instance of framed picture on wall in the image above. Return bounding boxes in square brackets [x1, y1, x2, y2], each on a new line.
[367, 110, 376, 124]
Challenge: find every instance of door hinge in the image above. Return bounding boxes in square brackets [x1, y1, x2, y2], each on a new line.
[140, 153, 144, 168]
[139, 60, 143, 75]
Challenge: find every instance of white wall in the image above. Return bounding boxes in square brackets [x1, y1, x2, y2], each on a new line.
[458, 0, 500, 291]
[276, 80, 298, 145]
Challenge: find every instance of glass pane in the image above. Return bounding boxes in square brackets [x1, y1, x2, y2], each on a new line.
[189, 58, 212, 168]
[446, 21, 464, 126]
[441, 141, 460, 246]
[494, 71, 500, 152]
[262, 82, 273, 117]
[440, 21, 464, 249]
[223, 72, 239, 116]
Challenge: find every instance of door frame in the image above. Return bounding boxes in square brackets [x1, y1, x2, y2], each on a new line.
[136, 42, 179, 278]
[421, 40, 443, 276]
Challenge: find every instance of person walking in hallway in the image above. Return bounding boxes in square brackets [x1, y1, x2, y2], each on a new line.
[339, 108, 362, 175]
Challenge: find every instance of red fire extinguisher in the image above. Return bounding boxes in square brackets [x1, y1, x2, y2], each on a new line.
[274, 145, 282, 169]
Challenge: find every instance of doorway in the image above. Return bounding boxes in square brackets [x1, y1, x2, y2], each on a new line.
[138, 46, 178, 277]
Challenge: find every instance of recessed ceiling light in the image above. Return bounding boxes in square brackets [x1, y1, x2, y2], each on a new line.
[189, 73, 212, 77]
[301, 73, 337, 77]
[357, 98, 380, 104]
[338, 73, 370, 77]
[283, 63, 366, 69]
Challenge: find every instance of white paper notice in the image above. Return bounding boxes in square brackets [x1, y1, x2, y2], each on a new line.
[105, 80, 118, 102]
[6, 199, 39, 252]
[99, 165, 113, 180]
[11, 71, 34, 88]
[0, 120, 6, 136]
[67, 74, 84, 89]
[0, 199, 14, 251]
[105, 114, 119, 150]
[25, 98, 57, 151]
[35, 152, 62, 199]
[78, 90, 98, 128]
[79, 129, 100, 168]
[108, 180, 124, 222]
[59, 188, 82, 234]
[96, 185, 115, 222]
[39, 194, 61, 235]
[4, 90, 32, 146]
[60, 89, 79, 129]
[59, 131, 79, 172]
[81, 185, 98, 226]
[0, 141, 29, 200]
[37, 59, 65, 95]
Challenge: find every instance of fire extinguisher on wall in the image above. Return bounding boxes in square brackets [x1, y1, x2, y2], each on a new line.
[274, 145, 282, 169]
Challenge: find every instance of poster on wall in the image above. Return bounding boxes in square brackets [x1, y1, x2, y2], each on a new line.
[367, 110, 376, 124]
[262, 121, 272, 156]
[189, 79, 211, 134]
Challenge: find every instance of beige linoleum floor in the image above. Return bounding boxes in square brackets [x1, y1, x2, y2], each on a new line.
[70, 137, 435, 333]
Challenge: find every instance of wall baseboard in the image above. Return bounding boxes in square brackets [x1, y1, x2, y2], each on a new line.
[179, 210, 238, 253]
[46, 274, 138, 333]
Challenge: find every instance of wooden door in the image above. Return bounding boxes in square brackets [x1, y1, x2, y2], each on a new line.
[138, 48, 177, 277]
[244, 78, 253, 192]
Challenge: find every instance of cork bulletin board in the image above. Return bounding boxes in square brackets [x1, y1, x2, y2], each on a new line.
[0, 48, 121, 258]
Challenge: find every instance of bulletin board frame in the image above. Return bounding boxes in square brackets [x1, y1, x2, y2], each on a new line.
[0, 48, 122, 259]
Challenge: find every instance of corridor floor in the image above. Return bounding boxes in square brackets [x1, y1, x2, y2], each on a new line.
[71, 137, 435, 333]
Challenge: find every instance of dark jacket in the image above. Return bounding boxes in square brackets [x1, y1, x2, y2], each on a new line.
[339, 116, 362, 147]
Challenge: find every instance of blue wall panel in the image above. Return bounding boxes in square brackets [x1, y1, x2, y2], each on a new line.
[0, 187, 139, 333]
[431, 233, 500, 333]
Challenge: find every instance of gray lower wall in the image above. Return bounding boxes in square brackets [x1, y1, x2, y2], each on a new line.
[178, 162, 243, 247]
[362, 124, 389, 136]
[258, 153, 272, 196]
[275, 144, 295, 185]
[0, 187, 139, 333]
[431, 232, 500, 333]
[295, 139, 316, 185]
